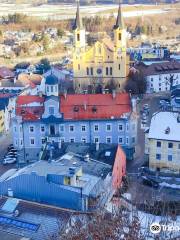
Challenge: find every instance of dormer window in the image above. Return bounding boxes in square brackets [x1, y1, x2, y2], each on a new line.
[165, 127, 170, 134]
[49, 107, 55, 115]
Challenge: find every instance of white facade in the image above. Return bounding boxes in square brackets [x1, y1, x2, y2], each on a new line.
[146, 72, 180, 93]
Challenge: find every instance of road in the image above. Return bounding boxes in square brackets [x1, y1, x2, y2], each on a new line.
[0, 132, 16, 176]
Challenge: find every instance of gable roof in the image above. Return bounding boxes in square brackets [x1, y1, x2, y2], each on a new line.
[16, 96, 44, 106]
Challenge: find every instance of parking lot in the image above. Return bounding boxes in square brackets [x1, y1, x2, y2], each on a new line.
[0, 132, 17, 176]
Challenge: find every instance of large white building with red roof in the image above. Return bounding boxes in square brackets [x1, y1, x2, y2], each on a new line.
[12, 73, 137, 162]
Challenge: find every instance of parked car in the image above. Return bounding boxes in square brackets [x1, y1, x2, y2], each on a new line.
[8, 149, 17, 153]
[6, 153, 17, 158]
[3, 157, 17, 165]
[141, 176, 159, 189]
[7, 144, 14, 151]
[143, 104, 149, 110]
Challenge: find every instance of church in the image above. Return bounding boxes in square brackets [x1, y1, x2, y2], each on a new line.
[72, 1, 129, 93]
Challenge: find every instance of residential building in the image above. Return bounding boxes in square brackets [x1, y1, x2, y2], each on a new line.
[171, 85, 180, 111]
[0, 98, 10, 133]
[72, 2, 128, 92]
[12, 73, 137, 162]
[0, 149, 125, 211]
[145, 112, 180, 173]
[136, 61, 180, 93]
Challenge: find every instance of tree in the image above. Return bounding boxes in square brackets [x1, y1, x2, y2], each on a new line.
[42, 34, 50, 51]
[165, 74, 178, 91]
[125, 69, 147, 94]
[39, 58, 51, 73]
[57, 29, 65, 38]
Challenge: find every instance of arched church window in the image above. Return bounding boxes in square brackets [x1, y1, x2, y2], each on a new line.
[106, 67, 109, 76]
[77, 33, 80, 41]
[87, 67, 89, 75]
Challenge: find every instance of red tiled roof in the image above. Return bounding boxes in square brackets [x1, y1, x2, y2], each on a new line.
[16, 107, 44, 121]
[60, 93, 131, 120]
[0, 67, 15, 79]
[16, 96, 44, 106]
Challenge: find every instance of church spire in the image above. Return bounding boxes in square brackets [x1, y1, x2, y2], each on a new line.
[72, 0, 83, 30]
[114, 2, 124, 30]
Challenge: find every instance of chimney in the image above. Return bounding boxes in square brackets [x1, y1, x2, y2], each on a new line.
[177, 113, 180, 123]
[112, 90, 116, 99]
[96, 142, 100, 151]
[83, 102, 87, 111]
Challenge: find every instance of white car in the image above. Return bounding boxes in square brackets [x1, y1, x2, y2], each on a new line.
[3, 157, 17, 165]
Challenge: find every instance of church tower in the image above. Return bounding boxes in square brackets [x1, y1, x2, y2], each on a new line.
[72, 0, 86, 49]
[113, 3, 126, 50]
[113, 3, 127, 89]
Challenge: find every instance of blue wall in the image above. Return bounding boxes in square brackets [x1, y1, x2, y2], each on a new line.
[0, 174, 85, 211]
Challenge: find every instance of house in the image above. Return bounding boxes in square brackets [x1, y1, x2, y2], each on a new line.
[0, 151, 117, 212]
[0, 98, 10, 133]
[12, 73, 137, 162]
[136, 61, 180, 93]
[145, 112, 180, 174]
[0, 66, 15, 82]
[171, 85, 180, 111]
[72, 2, 128, 92]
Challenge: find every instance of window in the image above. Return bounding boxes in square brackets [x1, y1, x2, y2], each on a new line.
[132, 137, 135, 143]
[41, 125, 45, 132]
[106, 67, 108, 75]
[81, 125, 86, 132]
[20, 139, 23, 146]
[118, 33, 121, 41]
[87, 67, 89, 75]
[30, 138, 35, 145]
[156, 154, 161, 160]
[118, 137, 123, 144]
[157, 141, 161, 147]
[90, 67, 93, 75]
[168, 155, 172, 161]
[59, 124, 64, 132]
[159, 83, 161, 87]
[94, 125, 99, 132]
[81, 137, 87, 143]
[118, 124, 123, 131]
[151, 78, 153, 82]
[77, 33, 80, 41]
[47, 86, 49, 92]
[50, 125, 55, 135]
[69, 125, 75, 132]
[19, 126, 22, 132]
[94, 137, 99, 143]
[126, 138, 129, 144]
[110, 67, 113, 75]
[29, 126, 34, 133]
[70, 138, 75, 143]
[51, 86, 54, 92]
[41, 138, 46, 144]
[168, 142, 173, 148]
[78, 64, 80, 70]
[119, 64, 121, 70]
[49, 107, 55, 115]
[126, 124, 129, 131]
[14, 126, 17, 132]
[159, 88, 161, 91]
[106, 124, 112, 132]
[106, 137, 112, 144]
[178, 144, 180, 149]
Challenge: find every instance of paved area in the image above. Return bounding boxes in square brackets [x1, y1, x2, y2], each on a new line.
[0, 132, 16, 176]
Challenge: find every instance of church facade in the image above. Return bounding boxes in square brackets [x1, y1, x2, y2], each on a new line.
[72, 2, 128, 93]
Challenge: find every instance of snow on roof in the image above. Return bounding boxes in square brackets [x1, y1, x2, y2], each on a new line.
[148, 112, 180, 141]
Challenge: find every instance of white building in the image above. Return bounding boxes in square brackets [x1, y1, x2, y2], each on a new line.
[137, 61, 180, 93]
[145, 112, 180, 173]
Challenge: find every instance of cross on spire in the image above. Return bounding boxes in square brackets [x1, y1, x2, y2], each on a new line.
[72, 0, 83, 30]
[114, 2, 124, 30]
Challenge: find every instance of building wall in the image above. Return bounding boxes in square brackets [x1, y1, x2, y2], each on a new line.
[0, 110, 4, 134]
[73, 30, 128, 92]
[146, 72, 180, 93]
[112, 145, 126, 189]
[0, 174, 86, 211]
[12, 117, 137, 155]
[148, 138, 180, 172]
